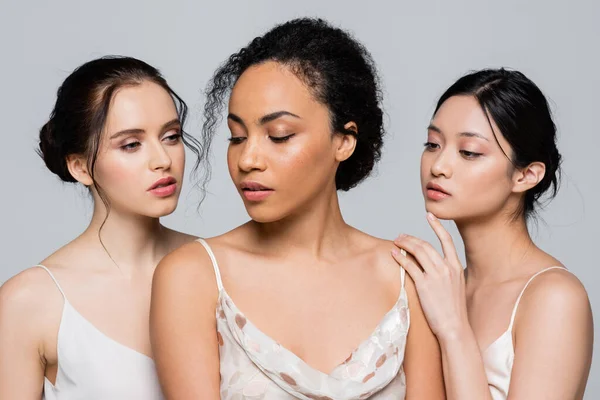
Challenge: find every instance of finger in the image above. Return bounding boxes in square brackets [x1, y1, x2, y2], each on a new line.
[426, 212, 461, 267]
[391, 248, 424, 284]
[394, 234, 443, 273]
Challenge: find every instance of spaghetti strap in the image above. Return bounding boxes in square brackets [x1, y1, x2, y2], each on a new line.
[399, 249, 407, 288]
[507, 266, 567, 331]
[35, 264, 67, 299]
[196, 238, 224, 291]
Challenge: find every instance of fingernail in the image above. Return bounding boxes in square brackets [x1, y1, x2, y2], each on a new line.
[427, 212, 436, 221]
[391, 249, 399, 256]
[397, 234, 407, 239]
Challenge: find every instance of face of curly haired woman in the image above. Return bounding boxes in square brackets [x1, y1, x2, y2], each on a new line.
[226, 61, 357, 223]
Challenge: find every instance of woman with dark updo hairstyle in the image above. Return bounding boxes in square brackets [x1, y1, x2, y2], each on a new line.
[151, 18, 445, 399]
[0, 56, 205, 399]
[392, 69, 593, 399]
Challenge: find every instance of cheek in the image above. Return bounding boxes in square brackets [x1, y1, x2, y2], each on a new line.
[168, 144, 185, 172]
[93, 152, 143, 195]
[278, 136, 336, 187]
[226, 146, 238, 178]
[276, 143, 314, 170]
[459, 160, 513, 202]
[420, 152, 432, 183]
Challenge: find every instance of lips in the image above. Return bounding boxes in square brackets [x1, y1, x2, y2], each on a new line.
[147, 176, 177, 198]
[426, 182, 450, 195]
[240, 181, 273, 202]
[425, 182, 451, 201]
[240, 181, 272, 192]
[148, 176, 176, 191]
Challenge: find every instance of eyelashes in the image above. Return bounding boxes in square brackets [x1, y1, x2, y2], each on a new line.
[228, 133, 296, 144]
[459, 150, 483, 159]
[119, 131, 182, 152]
[423, 142, 483, 159]
[121, 142, 141, 151]
[228, 137, 245, 145]
[269, 134, 295, 143]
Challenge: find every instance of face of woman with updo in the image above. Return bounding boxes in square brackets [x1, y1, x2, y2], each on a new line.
[39, 57, 190, 219]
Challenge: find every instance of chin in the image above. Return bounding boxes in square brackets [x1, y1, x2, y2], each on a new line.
[424, 200, 459, 221]
[244, 204, 288, 224]
[147, 202, 179, 218]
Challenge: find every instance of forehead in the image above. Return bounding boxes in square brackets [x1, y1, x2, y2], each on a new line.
[432, 95, 497, 139]
[229, 61, 320, 117]
[104, 81, 178, 131]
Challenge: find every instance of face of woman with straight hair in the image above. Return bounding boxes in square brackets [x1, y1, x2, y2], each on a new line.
[420, 94, 535, 223]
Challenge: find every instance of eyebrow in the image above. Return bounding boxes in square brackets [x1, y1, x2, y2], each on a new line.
[109, 118, 181, 139]
[227, 110, 301, 128]
[427, 124, 489, 142]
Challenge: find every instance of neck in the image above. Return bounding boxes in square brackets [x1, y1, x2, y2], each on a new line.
[250, 185, 352, 260]
[457, 211, 536, 284]
[83, 202, 169, 276]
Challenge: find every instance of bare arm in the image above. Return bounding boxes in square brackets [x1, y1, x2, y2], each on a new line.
[0, 270, 54, 399]
[394, 214, 594, 400]
[437, 326, 493, 399]
[393, 214, 497, 400]
[403, 274, 447, 399]
[150, 242, 221, 399]
[506, 271, 593, 399]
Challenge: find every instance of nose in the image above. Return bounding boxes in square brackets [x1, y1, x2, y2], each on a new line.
[237, 136, 266, 172]
[149, 141, 172, 171]
[430, 149, 452, 179]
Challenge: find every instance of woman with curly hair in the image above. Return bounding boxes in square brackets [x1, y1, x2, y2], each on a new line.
[150, 18, 445, 400]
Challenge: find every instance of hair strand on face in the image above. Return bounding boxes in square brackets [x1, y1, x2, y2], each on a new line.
[434, 68, 562, 221]
[202, 17, 385, 192]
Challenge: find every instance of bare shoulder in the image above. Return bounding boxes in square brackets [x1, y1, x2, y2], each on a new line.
[524, 268, 589, 307]
[0, 266, 62, 309]
[152, 238, 220, 301]
[517, 267, 592, 329]
[0, 266, 63, 336]
[362, 235, 418, 280]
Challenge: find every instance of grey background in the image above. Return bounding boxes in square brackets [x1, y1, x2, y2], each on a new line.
[1, 0, 598, 395]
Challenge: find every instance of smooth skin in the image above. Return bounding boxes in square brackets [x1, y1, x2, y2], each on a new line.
[0, 81, 195, 399]
[392, 95, 593, 400]
[151, 61, 446, 399]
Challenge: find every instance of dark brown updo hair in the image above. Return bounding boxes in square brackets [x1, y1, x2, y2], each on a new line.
[38, 55, 203, 191]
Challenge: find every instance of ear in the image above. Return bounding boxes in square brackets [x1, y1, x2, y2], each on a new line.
[334, 121, 358, 162]
[66, 154, 94, 186]
[512, 161, 546, 194]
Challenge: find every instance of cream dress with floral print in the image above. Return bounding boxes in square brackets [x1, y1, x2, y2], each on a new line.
[198, 239, 410, 400]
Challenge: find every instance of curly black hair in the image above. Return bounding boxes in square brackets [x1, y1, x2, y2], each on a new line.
[202, 17, 384, 191]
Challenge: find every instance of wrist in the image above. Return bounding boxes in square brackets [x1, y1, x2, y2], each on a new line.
[437, 320, 473, 346]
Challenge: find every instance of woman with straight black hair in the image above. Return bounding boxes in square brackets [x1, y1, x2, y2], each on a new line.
[393, 68, 593, 399]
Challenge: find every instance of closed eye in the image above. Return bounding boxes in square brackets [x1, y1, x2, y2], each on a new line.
[270, 134, 295, 143]
[228, 137, 246, 144]
[460, 150, 483, 159]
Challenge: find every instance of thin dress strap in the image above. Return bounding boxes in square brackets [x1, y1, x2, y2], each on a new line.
[399, 249, 407, 288]
[507, 266, 567, 331]
[196, 238, 224, 291]
[34, 264, 67, 299]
